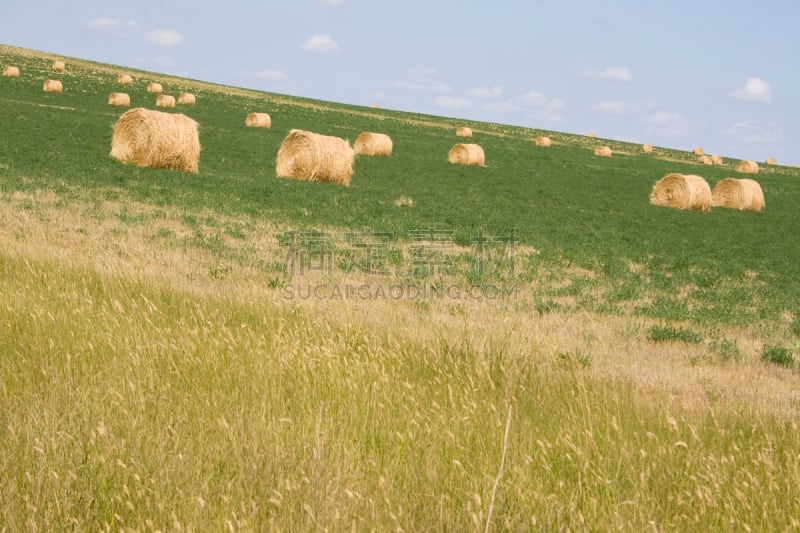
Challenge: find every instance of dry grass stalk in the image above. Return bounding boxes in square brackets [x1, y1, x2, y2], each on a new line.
[156, 94, 176, 108]
[147, 82, 163, 94]
[735, 160, 759, 174]
[354, 132, 393, 156]
[650, 173, 712, 211]
[535, 136, 551, 147]
[393, 196, 413, 207]
[276, 129, 354, 186]
[711, 178, 765, 212]
[117, 73, 133, 85]
[52, 60, 65, 72]
[693, 147, 704, 156]
[245, 112, 271, 128]
[2, 66, 20, 78]
[42, 79, 62, 93]
[765, 157, 776, 166]
[642, 143, 653, 153]
[594, 146, 612, 157]
[448, 143, 485, 166]
[711, 155, 724, 165]
[456, 127, 473, 138]
[108, 92, 130, 106]
[110, 107, 200, 173]
[178, 92, 196, 105]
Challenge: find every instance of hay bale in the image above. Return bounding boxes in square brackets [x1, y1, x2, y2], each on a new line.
[456, 127, 473, 137]
[52, 60, 65, 72]
[765, 157, 776, 166]
[110, 107, 200, 173]
[735, 160, 759, 174]
[2, 66, 20, 78]
[649, 173, 712, 211]
[245, 112, 271, 128]
[535, 136, 551, 147]
[43, 79, 62, 93]
[108, 92, 130, 106]
[594, 146, 612, 157]
[693, 147, 704, 156]
[448, 143, 485, 166]
[586, 132, 596, 138]
[276, 129, 354, 186]
[711, 178, 764, 212]
[354, 132, 393, 156]
[178, 92, 196, 105]
[147, 82, 163, 94]
[642, 143, 653, 153]
[156, 94, 176, 108]
[699, 155, 713, 165]
[117, 73, 133, 85]
[711, 155, 724, 165]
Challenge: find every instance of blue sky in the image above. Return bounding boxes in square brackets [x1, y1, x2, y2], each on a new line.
[2, 0, 798, 165]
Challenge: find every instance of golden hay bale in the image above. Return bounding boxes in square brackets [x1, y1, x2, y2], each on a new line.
[711, 178, 764, 212]
[108, 92, 130, 106]
[456, 127, 473, 138]
[2, 66, 20, 78]
[711, 155, 723, 165]
[649, 173, 712, 211]
[178, 92, 196, 105]
[765, 157, 776, 165]
[43, 79, 62, 93]
[147, 82, 163, 94]
[110, 107, 200, 173]
[699, 155, 713, 165]
[371, 103, 380, 109]
[586, 132, 596, 138]
[117, 73, 133, 85]
[276, 129, 354, 186]
[52, 60, 65, 72]
[594, 146, 612, 157]
[156, 94, 176, 108]
[448, 143, 485, 166]
[245, 112, 271, 128]
[735, 160, 759, 174]
[354, 132, 393, 156]
[535, 136, 551, 147]
[642, 143, 653, 153]
[693, 147, 704, 156]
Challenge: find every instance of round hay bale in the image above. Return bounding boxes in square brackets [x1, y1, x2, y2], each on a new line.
[735, 160, 759, 174]
[156, 94, 176, 108]
[245, 112, 271, 128]
[699, 155, 713, 165]
[765, 157, 776, 166]
[586, 132, 596, 138]
[354, 132, 393, 156]
[594, 146, 612, 157]
[178, 92, 196, 105]
[110, 107, 200, 173]
[2, 66, 20, 78]
[710, 155, 723, 165]
[711, 178, 764, 212]
[108, 92, 131, 106]
[276, 129, 354, 186]
[117, 73, 133, 85]
[52, 60, 65, 72]
[43, 79, 62, 93]
[693, 147, 704, 156]
[456, 127, 473, 138]
[642, 143, 653, 153]
[448, 143, 485, 166]
[147, 82, 163, 94]
[535, 136, 551, 147]
[649, 173, 712, 211]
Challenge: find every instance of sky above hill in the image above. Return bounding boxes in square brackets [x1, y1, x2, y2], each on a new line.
[2, 0, 798, 165]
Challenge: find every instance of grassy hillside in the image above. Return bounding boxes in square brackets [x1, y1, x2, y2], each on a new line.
[1, 45, 800, 530]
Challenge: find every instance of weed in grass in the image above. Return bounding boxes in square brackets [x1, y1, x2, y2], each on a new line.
[711, 338, 741, 363]
[761, 345, 795, 368]
[647, 325, 704, 344]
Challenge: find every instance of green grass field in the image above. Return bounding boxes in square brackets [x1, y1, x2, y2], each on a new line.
[2, 44, 800, 530]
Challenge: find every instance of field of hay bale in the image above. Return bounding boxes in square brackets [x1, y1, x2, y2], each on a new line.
[2, 44, 800, 530]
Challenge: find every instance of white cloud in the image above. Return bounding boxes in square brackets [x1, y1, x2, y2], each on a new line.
[394, 68, 451, 93]
[300, 34, 340, 54]
[521, 91, 565, 121]
[256, 69, 287, 81]
[580, 66, 632, 82]
[723, 120, 782, 144]
[319, 0, 345, 5]
[434, 95, 473, 110]
[86, 17, 137, 32]
[730, 77, 771, 103]
[593, 98, 656, 114]
[484, 99, 517, 113]
[466, 85, 504, 99]
[143, 29, 184, 48]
